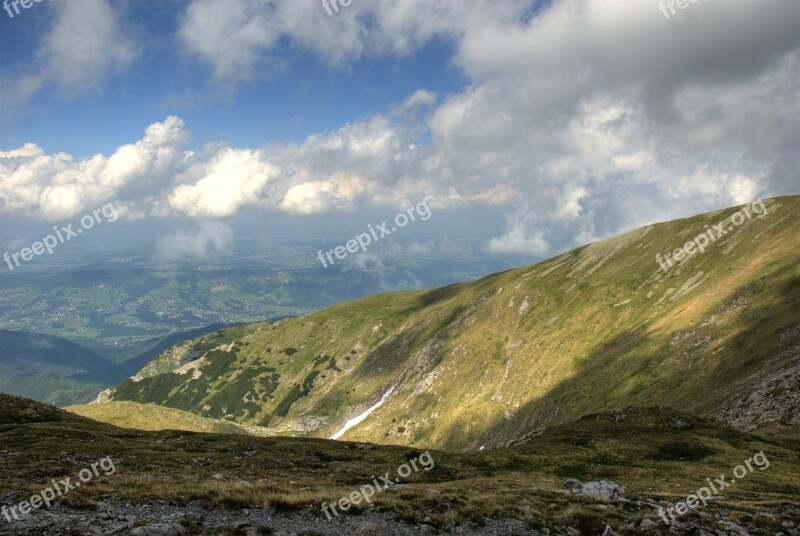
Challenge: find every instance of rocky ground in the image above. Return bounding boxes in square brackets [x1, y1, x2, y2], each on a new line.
[1, 488, 799, 536]
[0, 493, 544, 536]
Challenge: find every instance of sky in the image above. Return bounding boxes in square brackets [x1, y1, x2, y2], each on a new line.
[1, 0, 798, 266]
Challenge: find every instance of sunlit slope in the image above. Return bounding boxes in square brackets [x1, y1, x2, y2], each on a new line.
[107, 196, 800, 450]
[66, 401, 273, 435]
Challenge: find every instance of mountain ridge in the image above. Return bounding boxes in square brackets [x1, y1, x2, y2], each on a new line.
[103, 195, 800, 450]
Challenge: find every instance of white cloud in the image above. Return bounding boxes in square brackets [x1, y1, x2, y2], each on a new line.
[177, 0, 530, 84]
[2, 0, 798, 256]
[155, 222, 233, 262]
[39, 185, 84, 221]
[169, 148, 278, 218]
[557, 184, 588, 220]
[488, 208, 549, 256]
[2, 0, 136, 103]
[0, 117, 190, 220]
[280, 175, 366, 215]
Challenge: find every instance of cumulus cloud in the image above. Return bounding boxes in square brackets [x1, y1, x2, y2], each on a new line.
[280, 175, 366, 215]
[177, 0, 529, 84]
[2, 0, 798, 257]
[0, 117, 191, 220]
[169, 148, 278, 218]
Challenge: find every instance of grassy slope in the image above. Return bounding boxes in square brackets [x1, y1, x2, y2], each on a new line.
[2, 394, 799, 533]
[108, 196, 800, 450]
[66, 401, 274, 436]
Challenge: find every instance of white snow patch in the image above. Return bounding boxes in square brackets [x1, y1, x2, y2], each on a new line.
[330, 384, 397, 440]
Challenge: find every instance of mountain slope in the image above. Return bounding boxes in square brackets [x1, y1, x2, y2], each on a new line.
[112, 323, 232, 381]
[66, 400, 273, 435]
[0, 328, 116, 380]
[107, 196, 800, 450]
[0, 329, 115, 406]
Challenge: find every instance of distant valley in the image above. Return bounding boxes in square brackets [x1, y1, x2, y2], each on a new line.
[0, 235, 527, 405]
[0, 325, 228, 406]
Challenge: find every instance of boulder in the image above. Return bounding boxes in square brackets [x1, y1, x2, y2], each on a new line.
[563, 479, 626, 500]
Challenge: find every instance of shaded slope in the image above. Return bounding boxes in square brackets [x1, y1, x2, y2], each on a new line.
[0, 329, 115, 381]
[0, 330, 114, 406]
[0, 324, 234, 406]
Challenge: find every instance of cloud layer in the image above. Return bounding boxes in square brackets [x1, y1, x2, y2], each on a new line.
[2, 0, 798, 255]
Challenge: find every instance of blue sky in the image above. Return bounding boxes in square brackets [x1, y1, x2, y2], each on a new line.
[1, 0, 798, 266]
[1, 2, 465, 156]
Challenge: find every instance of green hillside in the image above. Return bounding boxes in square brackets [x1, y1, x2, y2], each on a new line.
[107, 196, 800, 450]
[66, 401, 274, 435]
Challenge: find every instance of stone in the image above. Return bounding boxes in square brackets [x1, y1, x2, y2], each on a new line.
[579, 480, 626, 500]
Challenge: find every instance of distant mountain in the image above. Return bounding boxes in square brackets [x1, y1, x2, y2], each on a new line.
[0, 371, 105, 408]
[0, 329, 116, 380]
[0, 324, 234, 406]
[107, 196, 800, 450]
[0, 330, 113, 406]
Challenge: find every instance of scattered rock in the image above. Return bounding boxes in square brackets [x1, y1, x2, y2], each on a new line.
[639, 518, 657, 529]
[563, 479, 626, 500]
[720, 520, 750, 535]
